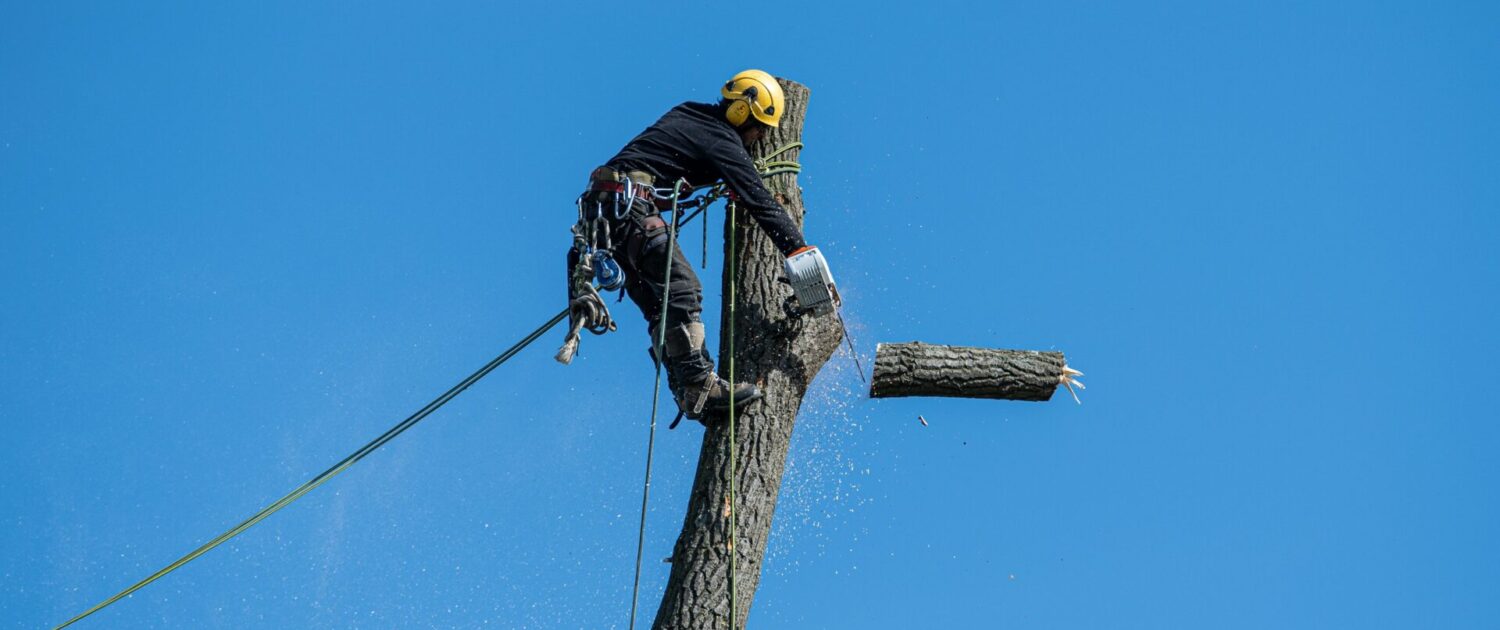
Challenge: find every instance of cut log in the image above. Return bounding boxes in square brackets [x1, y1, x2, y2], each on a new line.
[870, 342, 1068, 401]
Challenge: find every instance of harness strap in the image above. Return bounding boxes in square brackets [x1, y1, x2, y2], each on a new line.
[589, 179, 656, 201]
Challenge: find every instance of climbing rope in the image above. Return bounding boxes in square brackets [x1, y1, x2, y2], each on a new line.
[754, 141, 803, 178]
[628, 142, 800, 629]
[721, 140, 798, 630]
[55, 308, 569, 630]
[727, 199, 741, 629]
[629, 179, 687, 630]
[61, 142, 805, 629]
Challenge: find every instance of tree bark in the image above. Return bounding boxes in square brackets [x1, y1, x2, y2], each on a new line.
[651, 79, 841, 630]
[869, 342, 1066, 401]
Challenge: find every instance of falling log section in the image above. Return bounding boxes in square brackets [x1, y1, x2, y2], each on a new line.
[870, 342, 1071, 401]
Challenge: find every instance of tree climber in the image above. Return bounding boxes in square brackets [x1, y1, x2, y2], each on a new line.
[568, 69, 823, 422]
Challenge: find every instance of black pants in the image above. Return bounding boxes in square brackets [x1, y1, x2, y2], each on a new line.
[612, 213, 703, 332]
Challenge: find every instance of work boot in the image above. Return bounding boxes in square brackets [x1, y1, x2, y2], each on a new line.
[646, 342, 682, 402]
[674, 349, 763, 420]
[660, 322, 762, 421]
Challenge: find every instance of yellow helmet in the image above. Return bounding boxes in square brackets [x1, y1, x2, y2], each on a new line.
[721, 69, 784, 128]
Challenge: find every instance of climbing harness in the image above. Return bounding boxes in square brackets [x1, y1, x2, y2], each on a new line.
[555, 172, 629, 365]
[557, 168, 690, 364]
[55, 309, 570, 630]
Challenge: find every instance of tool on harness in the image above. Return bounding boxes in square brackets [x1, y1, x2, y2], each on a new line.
[591, 249, 625, 291]
[556, 244, 618, 365]
[557, 168, 668, 364]
[559, 168, 708, 364]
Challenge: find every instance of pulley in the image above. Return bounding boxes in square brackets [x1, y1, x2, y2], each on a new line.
[592, 250, 626, 291]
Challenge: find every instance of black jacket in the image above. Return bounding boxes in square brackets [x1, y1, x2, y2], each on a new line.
[607, 102, 807, 255]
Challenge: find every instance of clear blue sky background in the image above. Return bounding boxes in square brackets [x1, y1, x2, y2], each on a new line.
[3, 2, 1497, 628]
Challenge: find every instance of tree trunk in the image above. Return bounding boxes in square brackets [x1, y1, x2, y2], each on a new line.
[651, 79, 841, 630]
[869, 342, 1066, 401]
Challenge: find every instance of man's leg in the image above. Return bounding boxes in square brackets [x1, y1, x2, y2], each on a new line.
[621, 216, 761, 420]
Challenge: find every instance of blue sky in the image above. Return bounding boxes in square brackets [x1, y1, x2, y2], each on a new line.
[3, 2, 1497, 628]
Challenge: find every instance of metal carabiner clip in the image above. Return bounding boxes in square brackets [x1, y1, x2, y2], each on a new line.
[613, 177, 634, 220]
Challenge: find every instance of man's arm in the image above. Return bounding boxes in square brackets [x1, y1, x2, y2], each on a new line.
[707, 135, 807, 256]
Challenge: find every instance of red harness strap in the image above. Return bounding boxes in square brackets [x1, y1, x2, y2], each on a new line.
[589, 179, 655, 201]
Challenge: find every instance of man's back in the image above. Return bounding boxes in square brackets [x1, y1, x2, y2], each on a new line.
[608, 101, 733, 189]
[606, 101, 804, 256]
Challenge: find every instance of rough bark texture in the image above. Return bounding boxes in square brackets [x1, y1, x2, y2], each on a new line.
[651, 80, 841, 630]
[869, 342, 1065, 401]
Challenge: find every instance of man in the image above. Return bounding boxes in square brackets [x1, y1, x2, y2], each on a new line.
[577, 69, 822, 422]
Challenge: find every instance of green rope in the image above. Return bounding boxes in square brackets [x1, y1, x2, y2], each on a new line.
[721, 140, 802, 629]
[755, 141, 802, 166]
[630, 180, 688, 630]
[727, 200, 739, 630]
[753, 141, 802, 179]
[625, 143, 798, 629]
[689, 141, 803, 215]
[723, 138, 798, 628]
[55, 308, 569, 630]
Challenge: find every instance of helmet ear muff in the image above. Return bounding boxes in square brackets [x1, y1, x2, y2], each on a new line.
[726, 99, 751, 127]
